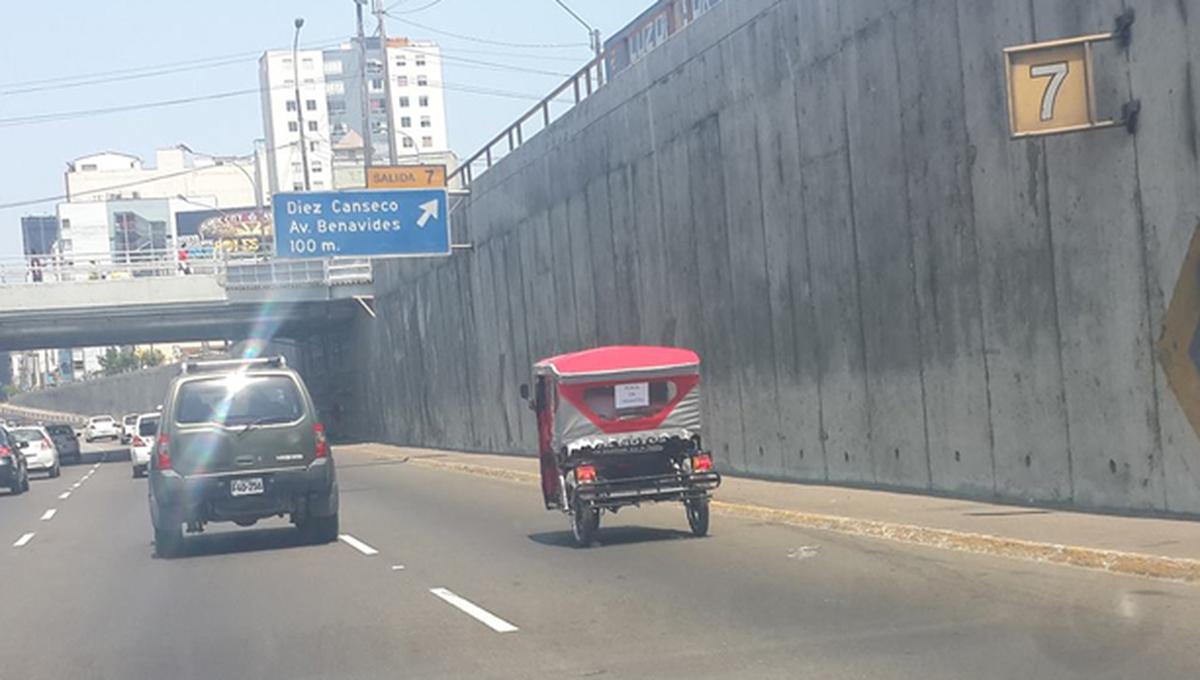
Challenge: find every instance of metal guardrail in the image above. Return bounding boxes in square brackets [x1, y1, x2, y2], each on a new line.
[0, 248, 372, 290]
[448, 55, 607, 188]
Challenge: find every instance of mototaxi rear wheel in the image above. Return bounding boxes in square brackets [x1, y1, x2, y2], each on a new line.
[570, 501, 600, 548]
[686, 498, 710, 537]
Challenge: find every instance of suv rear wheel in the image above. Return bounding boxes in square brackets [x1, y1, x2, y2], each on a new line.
[300, 512, 339, 544]
[155, 524, 183, 558]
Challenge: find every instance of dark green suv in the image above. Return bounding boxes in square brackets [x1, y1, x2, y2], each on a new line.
[147, 357, 339, 557]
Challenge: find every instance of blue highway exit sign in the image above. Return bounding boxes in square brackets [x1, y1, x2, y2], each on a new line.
[272, 189, 450, 259]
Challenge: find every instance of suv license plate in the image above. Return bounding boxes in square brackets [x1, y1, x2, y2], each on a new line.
[230, 477, 265, 497]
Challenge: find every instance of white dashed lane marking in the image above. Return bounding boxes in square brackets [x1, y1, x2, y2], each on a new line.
[12, 533, 35, 548]
[40, 509, 56, 521]
[430, 588, 519, 633]
[58, 492, 71, 500]
[338, 534, 379, 556]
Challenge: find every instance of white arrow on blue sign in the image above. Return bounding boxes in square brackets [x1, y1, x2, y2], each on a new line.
[272, 188, 450, 259]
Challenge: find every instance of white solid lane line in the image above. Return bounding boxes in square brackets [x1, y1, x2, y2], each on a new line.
[40, 509, 56, 521]
[13, 533, 35, 548]
[338, 534, 379, 556]
[429, 588, 519, 633]
[58, 491, 71, 500]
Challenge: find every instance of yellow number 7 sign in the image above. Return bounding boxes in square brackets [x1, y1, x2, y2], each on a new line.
[1004, 33, 1120, 138]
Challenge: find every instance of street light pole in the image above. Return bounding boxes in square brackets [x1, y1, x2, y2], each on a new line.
[293, 17, 312, 191]
[176, 143, 263, 210]
[553, 0, 602, 61]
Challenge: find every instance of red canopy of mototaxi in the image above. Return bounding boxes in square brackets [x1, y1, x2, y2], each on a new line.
[535, 346, 701, 378]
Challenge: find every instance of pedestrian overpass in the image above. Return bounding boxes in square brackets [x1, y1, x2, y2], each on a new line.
[0, 251, 373, 351]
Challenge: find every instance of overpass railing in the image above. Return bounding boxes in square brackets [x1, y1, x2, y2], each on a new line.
[0, 248, 372, 290]
[448, 54, 607, 188]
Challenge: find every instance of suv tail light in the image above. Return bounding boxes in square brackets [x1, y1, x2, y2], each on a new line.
[314, 423, 328, 458]
[155, 434, 171, 470]
[575, 464, 597, 483]
[0, 446, 10, 458]
[691, 454, 713, 472]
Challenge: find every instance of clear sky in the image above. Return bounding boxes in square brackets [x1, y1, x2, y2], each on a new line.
[0, 0, 653, 259]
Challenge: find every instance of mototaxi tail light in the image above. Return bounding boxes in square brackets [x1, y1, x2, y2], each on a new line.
[155, 434, 172, 470]
[314, 423, 328, 458]
[691, 454, 714, 472]
[575, 464, 597, 484]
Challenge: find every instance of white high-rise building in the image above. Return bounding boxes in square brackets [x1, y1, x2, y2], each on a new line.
[383, 38, 450, 157]
[259, 49, 335, 194]
[260, 37, 451, 193]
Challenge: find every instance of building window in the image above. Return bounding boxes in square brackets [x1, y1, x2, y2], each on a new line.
[61, 219, 71, 230]
[301, 57, 314, 68]
[325, 60, 343, 75]
[292, 162, 303, 174]
[420, 115, 431, 128]
[312, 161, 323, 173]
[288, 121, 299, 132]
[399, 96, 410, 108]
[286, 100, 297, 112]
[422, 136, 433, 147]
[313, 180, 325, 188]
[417, 75, 428, 86]
[79, 163, 97, 171]
[419, 95, 429, 107]
[58, 239, 73, 252]
[310, 141, 319, 152]
[403, 137, 414, 148]
[305, 99, 317, 111]
[308, 120, 319, 132]
[397, 75, 408, 87]
[415, 55, 426, 66]
[401, 116, 412, 128]
[283, 78, 294, 86]
[395, 55, 407, 67]
[327, 81, 345, 95]
[370, 78, 384, 91]
[282, 57, 293, 65]
[293, 183, 305, 191]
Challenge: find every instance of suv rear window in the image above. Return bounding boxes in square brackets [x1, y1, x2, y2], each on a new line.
[174, 375, 305, 427]
[45, 425, 73, 436]
[138, 417, 160, 436]
[92, 416, 113, 423]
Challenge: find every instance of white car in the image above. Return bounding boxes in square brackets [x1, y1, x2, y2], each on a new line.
[10, 426, 61, 478]
[120, 414, 139, 444]
[84, 415, 120, 443]
[129, 413, 160, 478]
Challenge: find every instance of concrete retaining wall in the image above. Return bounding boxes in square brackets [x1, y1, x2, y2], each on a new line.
[10, 365, 179, 418]
[328, 0, 1200, 515]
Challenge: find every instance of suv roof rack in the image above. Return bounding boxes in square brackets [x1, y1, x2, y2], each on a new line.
[180, 356, 287, 375]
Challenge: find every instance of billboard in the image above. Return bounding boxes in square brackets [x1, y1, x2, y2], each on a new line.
[604, 0, 722, 77]
[175, 207, 274, 254]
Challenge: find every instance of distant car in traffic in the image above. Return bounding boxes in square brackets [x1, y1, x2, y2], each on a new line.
[44, 424, 81, 465]
[148, 357, 338, 557]
[120, 414, 139, 444]
[9, 426, 61, 478]
[84, 415, 120, 443]
[0, 426, 31, 494]
[130, 413, 159, 478]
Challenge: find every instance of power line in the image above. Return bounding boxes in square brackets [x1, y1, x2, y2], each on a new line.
[0, 37, 352, 92]
[383, 13, 589, 49]
[386, 0, 446, 14]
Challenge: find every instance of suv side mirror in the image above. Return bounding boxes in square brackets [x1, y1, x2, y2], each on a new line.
[519, 384, 530, 401]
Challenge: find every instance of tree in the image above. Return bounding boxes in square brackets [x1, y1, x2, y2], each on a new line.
[98, 347, 139, 376]
[137, 348, 165, 369]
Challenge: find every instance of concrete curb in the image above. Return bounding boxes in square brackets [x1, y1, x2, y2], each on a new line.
[396, 453, 1200, 584]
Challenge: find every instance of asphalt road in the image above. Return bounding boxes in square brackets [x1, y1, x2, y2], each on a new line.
[1, 439, 1198, 680]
